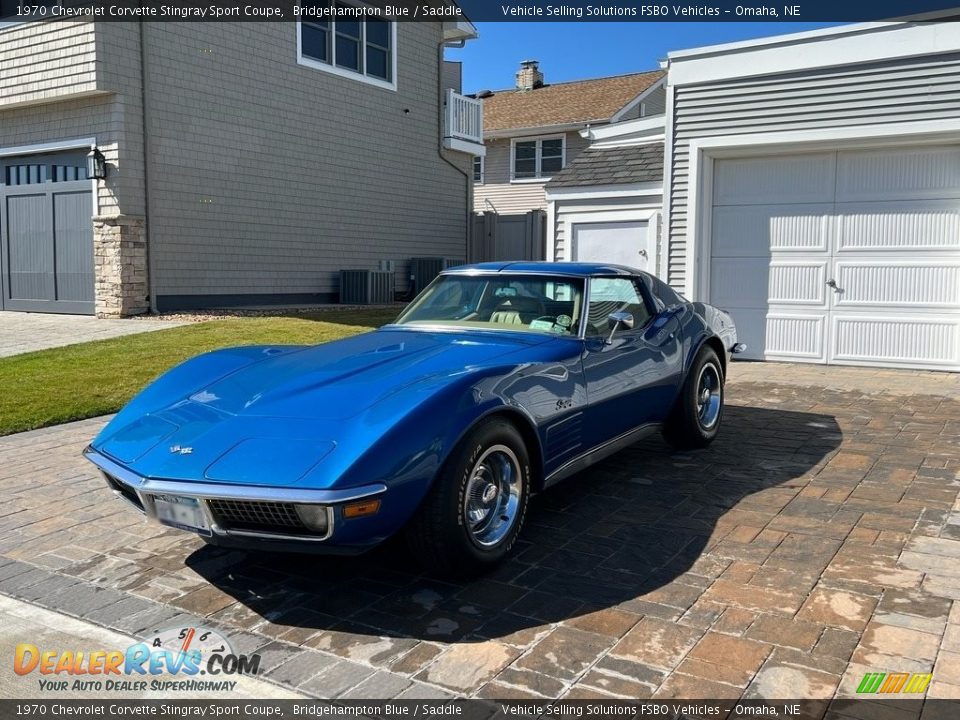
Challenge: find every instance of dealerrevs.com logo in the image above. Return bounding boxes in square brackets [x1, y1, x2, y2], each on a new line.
[856, 672, 932, 694]
[14, 626, 261, 693]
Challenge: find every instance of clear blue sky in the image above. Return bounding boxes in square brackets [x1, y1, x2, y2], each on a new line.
[447, 22, 842, 93]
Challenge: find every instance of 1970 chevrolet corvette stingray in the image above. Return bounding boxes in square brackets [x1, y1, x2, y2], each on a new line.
[85, 262, 742, 574]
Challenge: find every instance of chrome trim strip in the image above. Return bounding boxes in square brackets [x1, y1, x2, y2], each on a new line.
[83, 447, 387, 504]
[543, 422, 661, 488]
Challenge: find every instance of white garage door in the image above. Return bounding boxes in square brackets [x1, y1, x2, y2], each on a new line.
[710, 146, 960, 371]
[572, 221, 652, 271]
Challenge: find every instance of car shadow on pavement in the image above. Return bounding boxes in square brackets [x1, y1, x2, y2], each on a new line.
[186, 404, 842, 644]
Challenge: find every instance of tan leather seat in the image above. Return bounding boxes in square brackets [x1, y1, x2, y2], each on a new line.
[490, 310, 524, 325]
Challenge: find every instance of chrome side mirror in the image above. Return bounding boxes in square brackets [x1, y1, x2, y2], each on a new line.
[606, 312, 634, 344]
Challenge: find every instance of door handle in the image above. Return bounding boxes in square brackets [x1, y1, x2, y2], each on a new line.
[639, 249, 648, 259]
[826, 279, 843, 294]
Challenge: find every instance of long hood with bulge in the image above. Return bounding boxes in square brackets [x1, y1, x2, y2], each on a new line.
[94, 328, 554, 487]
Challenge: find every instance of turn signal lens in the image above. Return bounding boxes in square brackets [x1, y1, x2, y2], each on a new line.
[343, 499, 381, 519]
[294, 504, 331, 533]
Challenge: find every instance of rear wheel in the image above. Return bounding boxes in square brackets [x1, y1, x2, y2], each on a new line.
[663, 344, 724, 449]
[406, 418, 530, 577]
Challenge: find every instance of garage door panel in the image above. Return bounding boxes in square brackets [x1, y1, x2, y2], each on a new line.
[831, 315, 959, 367]
[766, 314, 826, 361]
[710, 257, 769, 309]
[836, 200, 960, 252]
[835, 261, 960, 308]
[714, 153, 835, 206]
[712, 204, 832, 256]
[769, 262, 827, 305]
[5, 193, 52, 302]
[837, 146, 960, 202]
[711, 147, 960, 371]
[725, 309, 766, 361]
[53, 191, 94, 303]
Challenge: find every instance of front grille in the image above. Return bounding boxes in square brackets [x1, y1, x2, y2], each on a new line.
[207, 498, 314, 535]
[104, 473, 144, 511]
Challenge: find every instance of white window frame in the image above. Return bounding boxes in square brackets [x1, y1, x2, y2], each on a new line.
[510, 134, 566, 183]
[473, 155, 484, 184]
[296, 2, 397, 92]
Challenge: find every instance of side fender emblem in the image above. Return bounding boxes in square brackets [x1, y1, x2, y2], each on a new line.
[169, 445, 193, 455]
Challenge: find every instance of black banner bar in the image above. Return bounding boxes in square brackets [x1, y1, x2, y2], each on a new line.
[3, 1, 959, 23]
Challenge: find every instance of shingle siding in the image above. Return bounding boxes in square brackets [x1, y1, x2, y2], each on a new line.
[0, 19, 98, 108]
[667, 52, 960, 292]
[142, 21, 469, 299]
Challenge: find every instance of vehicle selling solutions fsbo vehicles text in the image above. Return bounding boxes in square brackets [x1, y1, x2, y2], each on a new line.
[500, 5, 725, 17]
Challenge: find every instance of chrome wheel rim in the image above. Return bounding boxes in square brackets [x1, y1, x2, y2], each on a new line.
[463, 444, 522, 548]
[696, 363, 722, 430]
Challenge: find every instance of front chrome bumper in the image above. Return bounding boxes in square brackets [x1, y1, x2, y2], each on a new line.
[83, 446, 387, 544]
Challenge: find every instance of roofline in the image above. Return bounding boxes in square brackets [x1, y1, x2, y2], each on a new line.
[478, 69, 665, 96]
[665, 20, 960, 86]
[485, 121, 598, 139]
[610, 76, 667, 123]
[666, 21, 901, 60]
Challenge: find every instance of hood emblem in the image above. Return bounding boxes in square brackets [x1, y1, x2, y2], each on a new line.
[169, 445, 193, 455]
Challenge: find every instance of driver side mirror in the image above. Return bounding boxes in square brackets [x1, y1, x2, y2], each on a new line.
[606, 311, 635, 344]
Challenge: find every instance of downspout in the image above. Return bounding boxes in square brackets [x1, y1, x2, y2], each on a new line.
[436, 40, 472, 263]
[139, 19, 158, 313]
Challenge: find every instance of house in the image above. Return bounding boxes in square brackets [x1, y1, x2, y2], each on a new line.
[473, 61, 664, 215]
[544, 114, 665, 275]
[661, 21, 960, 371]
[0, 13, 483, 316]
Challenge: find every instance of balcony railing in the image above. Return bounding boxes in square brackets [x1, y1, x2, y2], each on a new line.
[444, 89, 483, 149]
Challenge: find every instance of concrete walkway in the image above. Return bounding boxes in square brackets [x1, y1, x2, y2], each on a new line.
[0, 311, 187, 358]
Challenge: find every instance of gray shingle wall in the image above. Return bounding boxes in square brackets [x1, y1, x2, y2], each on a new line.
[141, 21, 470, 299]
[0, 19, 97, 108]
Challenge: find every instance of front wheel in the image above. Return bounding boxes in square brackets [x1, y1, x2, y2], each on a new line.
[406, 418, 531, 577]
[663, 345, 725, 449]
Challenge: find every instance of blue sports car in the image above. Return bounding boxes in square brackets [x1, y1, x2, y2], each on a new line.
[84, 262, 742, 575]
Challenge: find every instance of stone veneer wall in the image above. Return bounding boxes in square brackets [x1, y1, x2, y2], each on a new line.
[93, 215, 149, 317]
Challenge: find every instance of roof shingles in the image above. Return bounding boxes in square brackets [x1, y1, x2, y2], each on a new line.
[546, 143, 664, 189]
[481, 70, 665, 133]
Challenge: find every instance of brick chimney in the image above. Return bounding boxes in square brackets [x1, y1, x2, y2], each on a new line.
[515, 60, 544, 91]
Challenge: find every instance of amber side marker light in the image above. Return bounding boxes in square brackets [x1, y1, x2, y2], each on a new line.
[343, 499, 381, 519]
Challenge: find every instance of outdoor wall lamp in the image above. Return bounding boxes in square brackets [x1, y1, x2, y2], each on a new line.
[87, 147, 107, 180]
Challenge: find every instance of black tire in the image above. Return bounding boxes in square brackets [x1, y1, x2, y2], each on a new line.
[406, 418, 531, 577]
[663, 344, 725, 449]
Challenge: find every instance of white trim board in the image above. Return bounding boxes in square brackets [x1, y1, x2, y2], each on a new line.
[682, 119, 960, 300]
[667, 22, 960, 86]
[0, 138, 96, 158]
[545, 183, 663, 201]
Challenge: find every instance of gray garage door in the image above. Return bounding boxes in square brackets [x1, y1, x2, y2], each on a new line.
[0, 152, 94, 314]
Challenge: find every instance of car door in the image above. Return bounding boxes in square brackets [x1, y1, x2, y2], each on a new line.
[580, 276, 683, 448]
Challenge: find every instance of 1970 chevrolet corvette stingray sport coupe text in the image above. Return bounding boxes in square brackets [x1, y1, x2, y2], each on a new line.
[84, 262, 742, 574]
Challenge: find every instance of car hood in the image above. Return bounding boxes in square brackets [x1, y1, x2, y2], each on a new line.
[95, 328, 555, 485]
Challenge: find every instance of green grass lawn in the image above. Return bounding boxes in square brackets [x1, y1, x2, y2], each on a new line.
[0, 308, 399, 437]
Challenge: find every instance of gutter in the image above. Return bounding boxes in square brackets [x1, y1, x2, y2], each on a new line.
[139, 20, 158, 314]
[436, 38, 472, 266]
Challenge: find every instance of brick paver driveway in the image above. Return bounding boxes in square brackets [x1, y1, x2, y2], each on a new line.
[1, 362, 959, 703]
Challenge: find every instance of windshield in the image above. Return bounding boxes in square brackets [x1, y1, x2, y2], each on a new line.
[395, 274, 585, 336]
